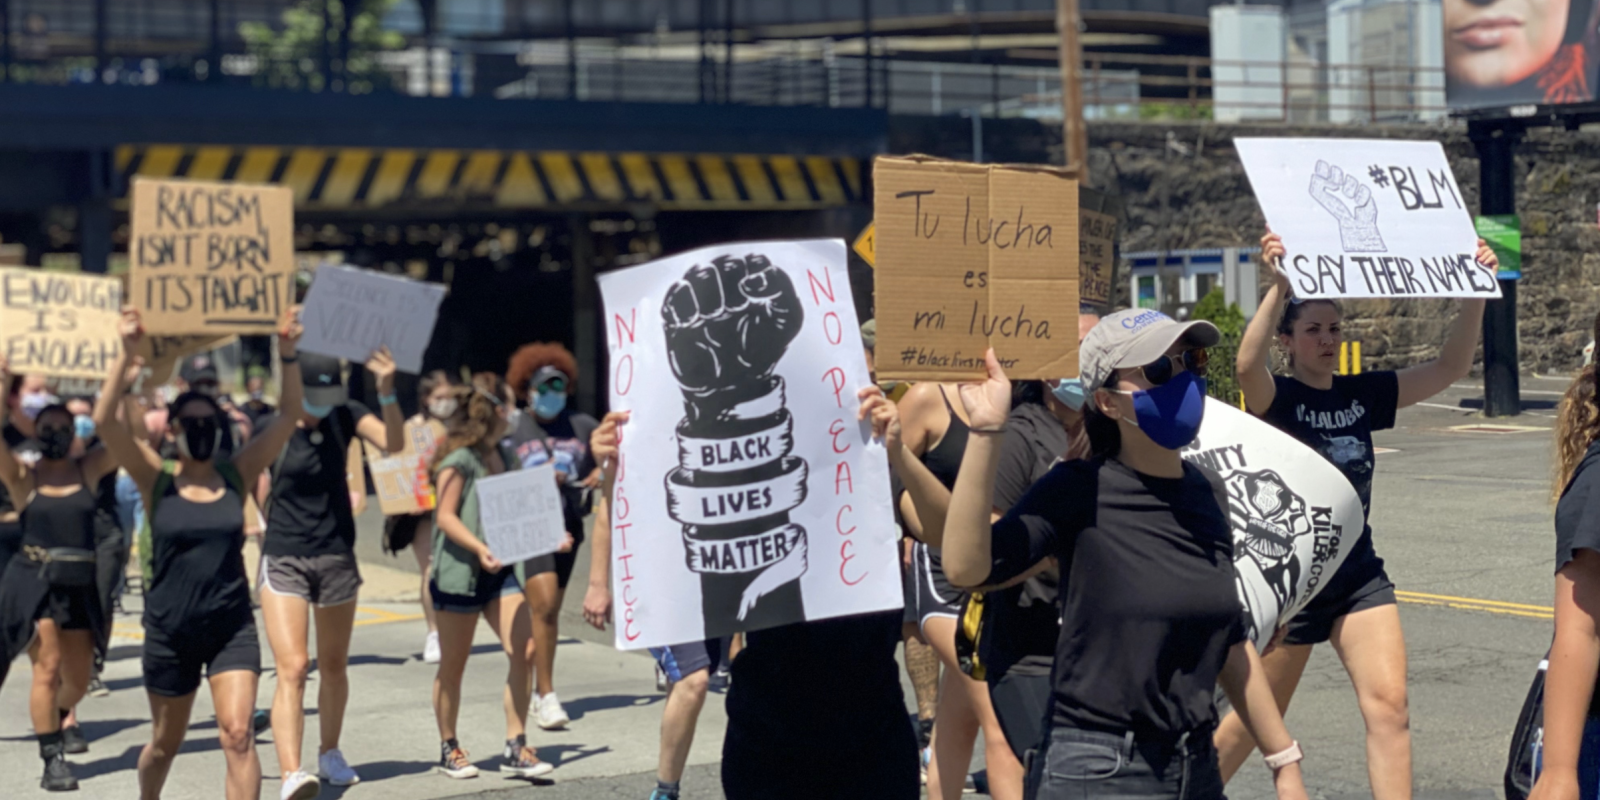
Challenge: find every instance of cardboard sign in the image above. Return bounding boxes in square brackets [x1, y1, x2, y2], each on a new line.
[1236, 138, 1498, 300]
[298, 265, 446, 374]
[364, 418, 445, 515]
[1476, 214, 1521, 281]
[873, 155, 1079, 381]
[0, 268, 122, 379]
[1181, 398, 1362, 648]
[478, 463, 567, 564]
[598, 238, 900, 650]
[129, 177, 295, 334]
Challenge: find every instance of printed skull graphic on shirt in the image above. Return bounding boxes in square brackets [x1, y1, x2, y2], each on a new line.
[1226, 469, 1312, 639]
[661, 253, 809, 634]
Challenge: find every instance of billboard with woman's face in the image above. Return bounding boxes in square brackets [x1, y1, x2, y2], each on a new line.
[1445, 0, 1600, 109]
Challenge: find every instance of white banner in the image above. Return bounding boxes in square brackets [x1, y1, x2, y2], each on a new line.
[299, 265, 446, 373]
[598, 238, 901, 650]
[1182, 398, 1363, 648]
[477, 463, 566, 565]
[1236, 138, 1499, 300]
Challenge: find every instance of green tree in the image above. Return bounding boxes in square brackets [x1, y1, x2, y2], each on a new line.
[1191, 287, 1246, 406]
[239, 0, 405, 94]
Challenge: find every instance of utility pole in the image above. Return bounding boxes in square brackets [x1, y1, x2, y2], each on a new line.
[1056, 0, 1088, 182]
[1471, 119, 1524, 417]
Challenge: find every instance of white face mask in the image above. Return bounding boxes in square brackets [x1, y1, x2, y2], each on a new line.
[428, 398, 459, 419]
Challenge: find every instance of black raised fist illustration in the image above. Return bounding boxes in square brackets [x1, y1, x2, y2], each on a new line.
[662, 254, 804, 395]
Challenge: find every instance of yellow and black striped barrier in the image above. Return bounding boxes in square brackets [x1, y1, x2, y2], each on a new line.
[114, 145, 863, 212]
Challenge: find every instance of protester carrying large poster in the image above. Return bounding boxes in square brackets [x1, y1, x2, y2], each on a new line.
[597, 238, 900, 650]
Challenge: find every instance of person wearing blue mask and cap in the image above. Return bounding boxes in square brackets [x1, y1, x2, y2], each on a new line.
[503, 342, 601, 733]
[256, 347, 403, 800]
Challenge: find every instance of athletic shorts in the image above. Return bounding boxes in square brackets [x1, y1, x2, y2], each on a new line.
[430, 568, 521, 615]
[260, 552, 363, 607]
[910, 543, 963, 632]
[523, 533, 583, 590]
[43, 585, 97, 631]
[651, 638, 723, 684]
[142, 613, 261, 697]
[1282, 536, 1397, 646]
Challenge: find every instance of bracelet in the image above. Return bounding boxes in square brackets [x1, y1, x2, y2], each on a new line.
[1263, 741, 1303, 770]
[378, 393, 398, 406]
[969, 426, 1007, 435]
[280, 354, 298, 364]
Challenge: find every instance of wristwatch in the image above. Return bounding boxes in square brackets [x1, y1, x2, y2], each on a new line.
[1264, 741, 1303, 770]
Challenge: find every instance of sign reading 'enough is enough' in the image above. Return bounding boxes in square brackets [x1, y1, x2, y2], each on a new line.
[130, 177, 295, 335]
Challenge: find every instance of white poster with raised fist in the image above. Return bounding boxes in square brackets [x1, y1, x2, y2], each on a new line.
[1181, 398, 1363, 649]
[1236, 138, 1499, 300]
[597, 238, 902, 651]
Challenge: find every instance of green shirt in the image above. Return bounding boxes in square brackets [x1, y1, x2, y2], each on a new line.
[430, 444, 520, 597]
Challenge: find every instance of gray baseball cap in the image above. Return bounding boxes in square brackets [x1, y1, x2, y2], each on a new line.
[1080, 308, 1221, 393]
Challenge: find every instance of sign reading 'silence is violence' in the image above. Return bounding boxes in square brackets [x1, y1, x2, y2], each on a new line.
[130, 177, 295, 334]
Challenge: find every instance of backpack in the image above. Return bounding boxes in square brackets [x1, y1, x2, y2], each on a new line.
[138, 459, 247, 589]
[1505, 654, 1549, 800]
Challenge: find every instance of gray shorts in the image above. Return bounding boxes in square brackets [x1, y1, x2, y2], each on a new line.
[260, 552, 363, 607]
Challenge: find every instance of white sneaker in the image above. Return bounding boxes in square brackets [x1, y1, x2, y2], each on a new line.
[317, 749, 361, 787]
[280, 770, 321, 800]
[423, 631, 441, 664]
[534, 693, 570, 730]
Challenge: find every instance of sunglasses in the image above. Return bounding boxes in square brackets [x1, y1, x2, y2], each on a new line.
[1124, 348, 1209, 387]
[535, 376, 568, 394]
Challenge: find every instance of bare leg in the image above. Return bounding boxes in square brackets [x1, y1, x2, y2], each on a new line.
[31, 619, 64, 734]
[1331, 605, 1412, 800]
[210, 670, 263, 800]
[138, 691, 197, 800]
[922, 616, 977, 800]
[659, 668, 711, 783]
[312, 601, 358, 755]
[432, 610, 478, 742]
[1214, 643, 1313, 781]
[412, 525, 438, 634]
[903, 622, 940, 724]
[55, 630, 95, 713]
[484, 592, 534, 741]
[523, 571, 562, 697]
[260, 587, 311, 776]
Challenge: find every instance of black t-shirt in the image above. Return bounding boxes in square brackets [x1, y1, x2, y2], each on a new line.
[988, 402, 1073, 676]
[505, 410, 599, 542]
[990, 456, 1245, 736]
[1555, 440, 1600, 717]
[241, 399, 276, 431]
[1260, 372, 1399, 520]
[262, 401, 372, 557]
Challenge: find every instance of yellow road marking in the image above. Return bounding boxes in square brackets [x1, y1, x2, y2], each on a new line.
[1396, 590, 1553, 620]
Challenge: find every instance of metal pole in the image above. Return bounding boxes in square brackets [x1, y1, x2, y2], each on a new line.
[94, 0, 107, 75]
[723, 0, 733, 103]
[566, 0, 578, 100]
[209, 0, 221, 82]
[1472, 121, 1524, 418]
[1056, 0, 1088, 181]
[321, 0, 334, 89]
[862, 0, 873, 107]
[2, 0, 12, 83]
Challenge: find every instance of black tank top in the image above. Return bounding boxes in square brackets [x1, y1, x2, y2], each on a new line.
[145, 475, 250, 631]
[20, 470, 97, 551]
[920, 387, 970, 490]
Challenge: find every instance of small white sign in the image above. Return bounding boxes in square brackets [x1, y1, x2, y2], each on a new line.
[1236, 138, 1499, 300]
[299, 265, 446, 373]
[477, 463, 566, 565]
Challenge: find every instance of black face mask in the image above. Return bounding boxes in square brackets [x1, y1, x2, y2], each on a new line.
[37, 427, 73, 460]
[177, 416, 222, 462]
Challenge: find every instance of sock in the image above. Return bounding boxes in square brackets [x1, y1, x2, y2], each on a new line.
[656, 779, 681, 798]
[38, 731, 64, 760]
[441, 738, 460, 760]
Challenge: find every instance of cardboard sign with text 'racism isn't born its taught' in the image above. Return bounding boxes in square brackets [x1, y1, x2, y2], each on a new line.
[130, 177, 295, 335]
[873, 156, 1079, 382]
[0, 268, 123, 380]
[1235, 138, 1499, 300]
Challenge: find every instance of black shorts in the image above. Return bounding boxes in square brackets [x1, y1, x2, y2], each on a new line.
[430, 568, 522, 615]
[143, 613, 261, 697]
[909, 543, 963, 633]
[524, 535, 583, 591]
[1282, 536, 1397, 646]
[43, 585, 97, 631]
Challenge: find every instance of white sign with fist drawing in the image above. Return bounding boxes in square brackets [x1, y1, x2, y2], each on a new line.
[1236, 138, 1499, 300]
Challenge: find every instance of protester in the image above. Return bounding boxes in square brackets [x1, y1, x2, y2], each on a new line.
[504, 343, 600, 731]
[1538, 322, 1600, 800]
[938, 310, 1309, 800]
[0, 366, 122, 791]
[257, 348, 404, 799]
[241, 367, 276, 430]
[98, 307, 304, 800]
[382, 369, 456, 665]
[1216, 231, 1499, 799]
[179, 354, 253, 452]
[896, 377, 1021, 799]
[427, 372, 552, 781]
[0, 375, 39, 598]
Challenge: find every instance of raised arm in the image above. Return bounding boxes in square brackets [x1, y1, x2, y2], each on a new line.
[1395, 240, 1497, 408]
[234, 308, 304, 488]
[1238, 231, 1289, 416]
[354, 347, 405, 453]
[96, 310, 162, 493]
[0, 358, 24, 494]
[1531, 550, 1600, 800]
[942, 351, 1011, 588]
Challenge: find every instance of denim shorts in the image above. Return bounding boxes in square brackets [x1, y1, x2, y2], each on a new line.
[1028, 726, 1225, 800]
[430, 568, 522, 615]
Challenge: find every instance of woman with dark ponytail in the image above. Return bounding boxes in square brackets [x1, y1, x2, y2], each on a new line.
[1530, 311, 1600, 800]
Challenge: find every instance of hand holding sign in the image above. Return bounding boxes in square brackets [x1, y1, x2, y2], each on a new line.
[367, 346, 398, 395]
[957, 349, 1013, 433]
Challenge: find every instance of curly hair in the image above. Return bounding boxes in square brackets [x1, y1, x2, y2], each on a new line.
[506, 342, 578, 403]
[1554, 309, 1600, 501]
[431, 372, 507, 478]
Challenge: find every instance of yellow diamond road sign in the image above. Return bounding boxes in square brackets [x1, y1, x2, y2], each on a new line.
[853, 222, 875, 268]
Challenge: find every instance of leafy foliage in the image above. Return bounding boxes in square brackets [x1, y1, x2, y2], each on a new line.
[239, 0, 404, 93]
[1192, 287, 1246, 406]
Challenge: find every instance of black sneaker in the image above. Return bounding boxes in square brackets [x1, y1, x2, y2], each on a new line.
[41, 753, 78, 792]
[61, 726, 87, 755]
[87, 678, 109, 698]
[500, 737, 553, 779]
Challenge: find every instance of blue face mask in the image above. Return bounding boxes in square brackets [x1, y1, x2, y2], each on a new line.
[1113, 370, 1207, 450]
[1050, 378, 1088, 412]
[73, 414, 96, 441]
[533, 391, 567, 420]
[302, 399, 335, 419]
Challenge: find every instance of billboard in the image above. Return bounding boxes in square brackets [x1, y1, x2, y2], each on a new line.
[1446, 0, 1600, 110]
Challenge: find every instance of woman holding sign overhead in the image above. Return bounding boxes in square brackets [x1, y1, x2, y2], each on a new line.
[427, 372, 552, 781]
[97, 306, 303, 800]
[257, 347, 403, 799]
[1215, 230, 1498, 800]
